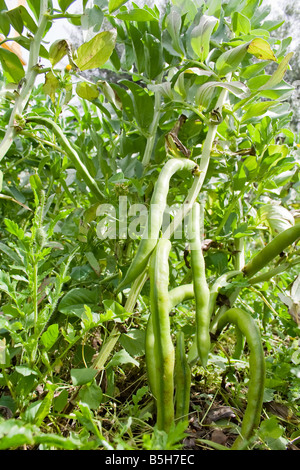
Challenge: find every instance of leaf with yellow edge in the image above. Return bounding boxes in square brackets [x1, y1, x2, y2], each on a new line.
[247, 38, 277, 62]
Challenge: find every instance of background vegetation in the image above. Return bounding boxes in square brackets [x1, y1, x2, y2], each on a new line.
[0, 0, 299, 450]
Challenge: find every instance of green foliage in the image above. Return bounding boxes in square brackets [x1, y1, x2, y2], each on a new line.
[0, 0, 299, 451]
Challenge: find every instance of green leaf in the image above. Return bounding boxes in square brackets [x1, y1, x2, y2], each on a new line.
[6, 8, 23, 35]
[43, 71, 60, 102]
[58, 0, 76, 12]
[71, 368, 98, 386]
[75, 30, 116, 71]
[0, 11, 9, 36]
[129, 23, 145, 73]
[116, 8, 157, 22]
[144, 32, 163, 80]
[190, 15, 218, 62]
[58, 288, 99, 317]
[256, 204, 294, 235]
[120, 79, 154, 130]
[0, 47, 25, 83]
[247, 37, 277, 62]
[108, 0, 129, 13]
[195, 80, 249, 109]
[107, 349, 139, 369]
[17, 5, 37, 33]
[4, 218, 24, 239]
[49, 39, 70, 66]
[41, 324, 59, 351]
[232, 11, 251, 36]
[76, 82, 100, 101]
[240, 100, 278, 122]
[79, 381, 103, 409]
[119, 329, 145, 356]
[26, 0, 40, 20]
[258, 52, 294, 91]
[165, 9, 183, 55]
[215, 42, 249, 76]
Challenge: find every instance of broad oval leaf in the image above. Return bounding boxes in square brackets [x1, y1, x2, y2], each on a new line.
[76, 82, 99, 101]
[75, 30, 116, 71]
[247, 37, 277, 62]
[215, 42, 250, 76]
[70, 368, 98, 386]
[0, 47, 24, 83]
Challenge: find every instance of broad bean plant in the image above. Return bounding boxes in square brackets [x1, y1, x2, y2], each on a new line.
[0, 0, 299, 450]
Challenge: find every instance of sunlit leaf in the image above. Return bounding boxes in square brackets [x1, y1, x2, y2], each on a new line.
[0, 47, 24, 83]
[258, 52, 294, 90]
[75, 30, 116, 71]
[247, 37, 277, 62]
[108, 0, 129, 13]
[76, 82, 99, 101]
[116, 8, 157, 22]
[58, 0, 76, 12]
[257, 204, 294, 235]
[43, 71, 60, 102]
[190, 15, 218, 62]
[49, 39, 70, 66]
[215, 42, 249, 76]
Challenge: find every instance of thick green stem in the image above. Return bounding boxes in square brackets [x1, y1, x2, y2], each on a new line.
[142, 90, 161, 167]
[0, 0, 49, 162]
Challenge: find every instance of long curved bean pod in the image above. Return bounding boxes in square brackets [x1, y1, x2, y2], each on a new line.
[26, 116, 104, 200]
[189, 203, 210, 367]
[214, 308, 265, 450]
[148, 238, 175, 432]
[168, 283, 194, 310]
[243, 224, 300, 279]
[175, 330, 191, 423]
[117, 158, 196, 291]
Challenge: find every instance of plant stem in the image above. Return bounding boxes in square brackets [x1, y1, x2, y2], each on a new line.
[0, 0, 49, 162]
[142, 90, 161, 168]
[124, 268, 148, 312]
[162, 85, 230, 240]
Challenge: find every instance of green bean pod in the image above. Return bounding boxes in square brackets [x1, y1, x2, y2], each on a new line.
[168, 283, 194, 310]
[117, 158, 196, 292]
[175, 330, 191, 423]
[189, 202, 210, 367]
[148, 238, 175, 432]
[145, 314, 158, 399]
[243, 224, 300, 279]
[214, 308, 265, 450]
[26, 116, 104, 201]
